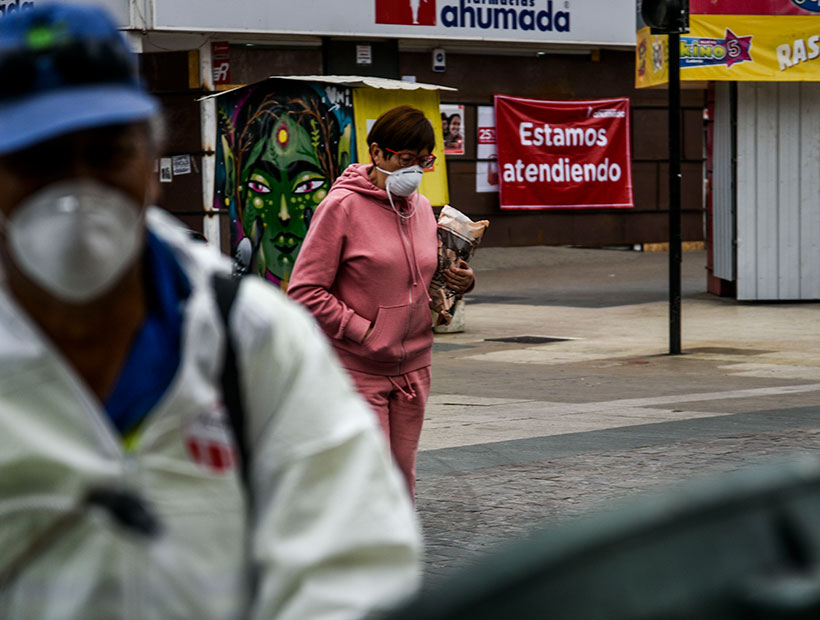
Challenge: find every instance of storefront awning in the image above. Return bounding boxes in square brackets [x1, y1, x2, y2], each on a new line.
[199, 75, 456, 101]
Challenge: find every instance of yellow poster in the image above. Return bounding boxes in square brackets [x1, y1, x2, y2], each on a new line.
[353, 88, 449, 207]
[637, 14, 820, 87]
[682, 15, 820, 81]
[635, 26, 669, 88]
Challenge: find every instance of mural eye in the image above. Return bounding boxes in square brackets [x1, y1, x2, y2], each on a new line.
[293, 178, 327, 195]
[248, 181, 271, 194]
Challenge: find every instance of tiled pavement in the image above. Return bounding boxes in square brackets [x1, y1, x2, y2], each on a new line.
[414, 246, 820, 585]
[417, 425, 820, 582]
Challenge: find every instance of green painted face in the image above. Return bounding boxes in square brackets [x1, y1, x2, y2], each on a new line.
[241, 117, 330, 285]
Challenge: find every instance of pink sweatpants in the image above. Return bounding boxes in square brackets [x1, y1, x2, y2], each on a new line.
[346, 366, 431, 498]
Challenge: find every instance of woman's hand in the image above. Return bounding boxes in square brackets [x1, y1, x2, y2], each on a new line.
[442, 259, 475, 294]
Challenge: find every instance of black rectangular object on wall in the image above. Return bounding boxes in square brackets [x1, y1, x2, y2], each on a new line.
[322, 39, 399, 79]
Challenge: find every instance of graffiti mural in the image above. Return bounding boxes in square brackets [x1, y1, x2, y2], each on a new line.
[215, 80, 355, 289]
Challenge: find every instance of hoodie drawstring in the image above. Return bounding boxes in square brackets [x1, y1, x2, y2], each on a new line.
[389, 374, 417, 401]
[395, 195, 421, 287]
[395, 194, 428, 289]
[407, 196, 426, 290]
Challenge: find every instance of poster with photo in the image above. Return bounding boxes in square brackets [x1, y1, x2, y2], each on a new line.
[476, 105, 498, 193]
[440, 103, 465, 155]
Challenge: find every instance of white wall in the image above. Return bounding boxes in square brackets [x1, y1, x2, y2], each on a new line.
[149, 0, 636, 46]
[11, 1, 635, 49]
[736, 82, 820, 300]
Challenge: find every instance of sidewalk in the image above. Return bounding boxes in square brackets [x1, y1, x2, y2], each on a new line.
[416, 245, 820, 581]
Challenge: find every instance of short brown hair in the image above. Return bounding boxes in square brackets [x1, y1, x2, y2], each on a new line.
[366, 105, 435, 154]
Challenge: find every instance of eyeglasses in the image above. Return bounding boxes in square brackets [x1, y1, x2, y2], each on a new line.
[383, 147, 436, 169]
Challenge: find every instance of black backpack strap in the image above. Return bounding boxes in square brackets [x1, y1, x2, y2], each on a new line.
[211, 272, 251, 494]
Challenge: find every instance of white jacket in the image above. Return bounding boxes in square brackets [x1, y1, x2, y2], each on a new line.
[0, 209, 422, 619]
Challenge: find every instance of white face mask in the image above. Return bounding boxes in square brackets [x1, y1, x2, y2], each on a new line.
[2, 180, 144, 304]
[375, 164, 424, 220]
[376, 164, 424, 197]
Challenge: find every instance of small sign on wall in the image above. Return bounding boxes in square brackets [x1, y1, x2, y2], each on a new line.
[159, 158, 173, 183]
[356, 44, 372, 65]
[212, 41, 231, 86]
[476, 105, 498, 193]
[172, 155, 192, 176]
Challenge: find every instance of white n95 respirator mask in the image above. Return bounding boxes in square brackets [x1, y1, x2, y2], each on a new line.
[2, 180, 145, 304]
[375, 164, 424, 220]
[377, 164, 424, 197]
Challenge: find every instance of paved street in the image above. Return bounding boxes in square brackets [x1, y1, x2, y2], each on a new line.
[416, 245, 820, 583]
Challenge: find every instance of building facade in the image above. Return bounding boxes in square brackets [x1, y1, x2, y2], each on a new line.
[16, 0, 706, 251]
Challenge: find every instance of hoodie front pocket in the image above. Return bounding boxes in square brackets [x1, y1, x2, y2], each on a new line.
[363, 304, 411, 362]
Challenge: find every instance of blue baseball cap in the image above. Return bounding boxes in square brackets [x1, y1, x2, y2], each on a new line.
[0, 3, 158, 155]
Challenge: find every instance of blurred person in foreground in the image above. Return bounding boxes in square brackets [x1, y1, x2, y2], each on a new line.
[0, 4, 421, 619]
[288, 106, 474, 498]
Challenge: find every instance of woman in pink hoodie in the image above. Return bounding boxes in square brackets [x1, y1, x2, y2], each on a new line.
[288, 106, 474, 497]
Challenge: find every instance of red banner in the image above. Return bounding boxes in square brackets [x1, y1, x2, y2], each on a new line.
[495, 95, 633, 210]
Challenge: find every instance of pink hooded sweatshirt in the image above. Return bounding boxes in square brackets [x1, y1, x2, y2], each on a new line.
[288, 163, 438, 376]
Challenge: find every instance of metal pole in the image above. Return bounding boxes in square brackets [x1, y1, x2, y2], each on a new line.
[199, 41, 221, 250]
[668, 32, 682, 355]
